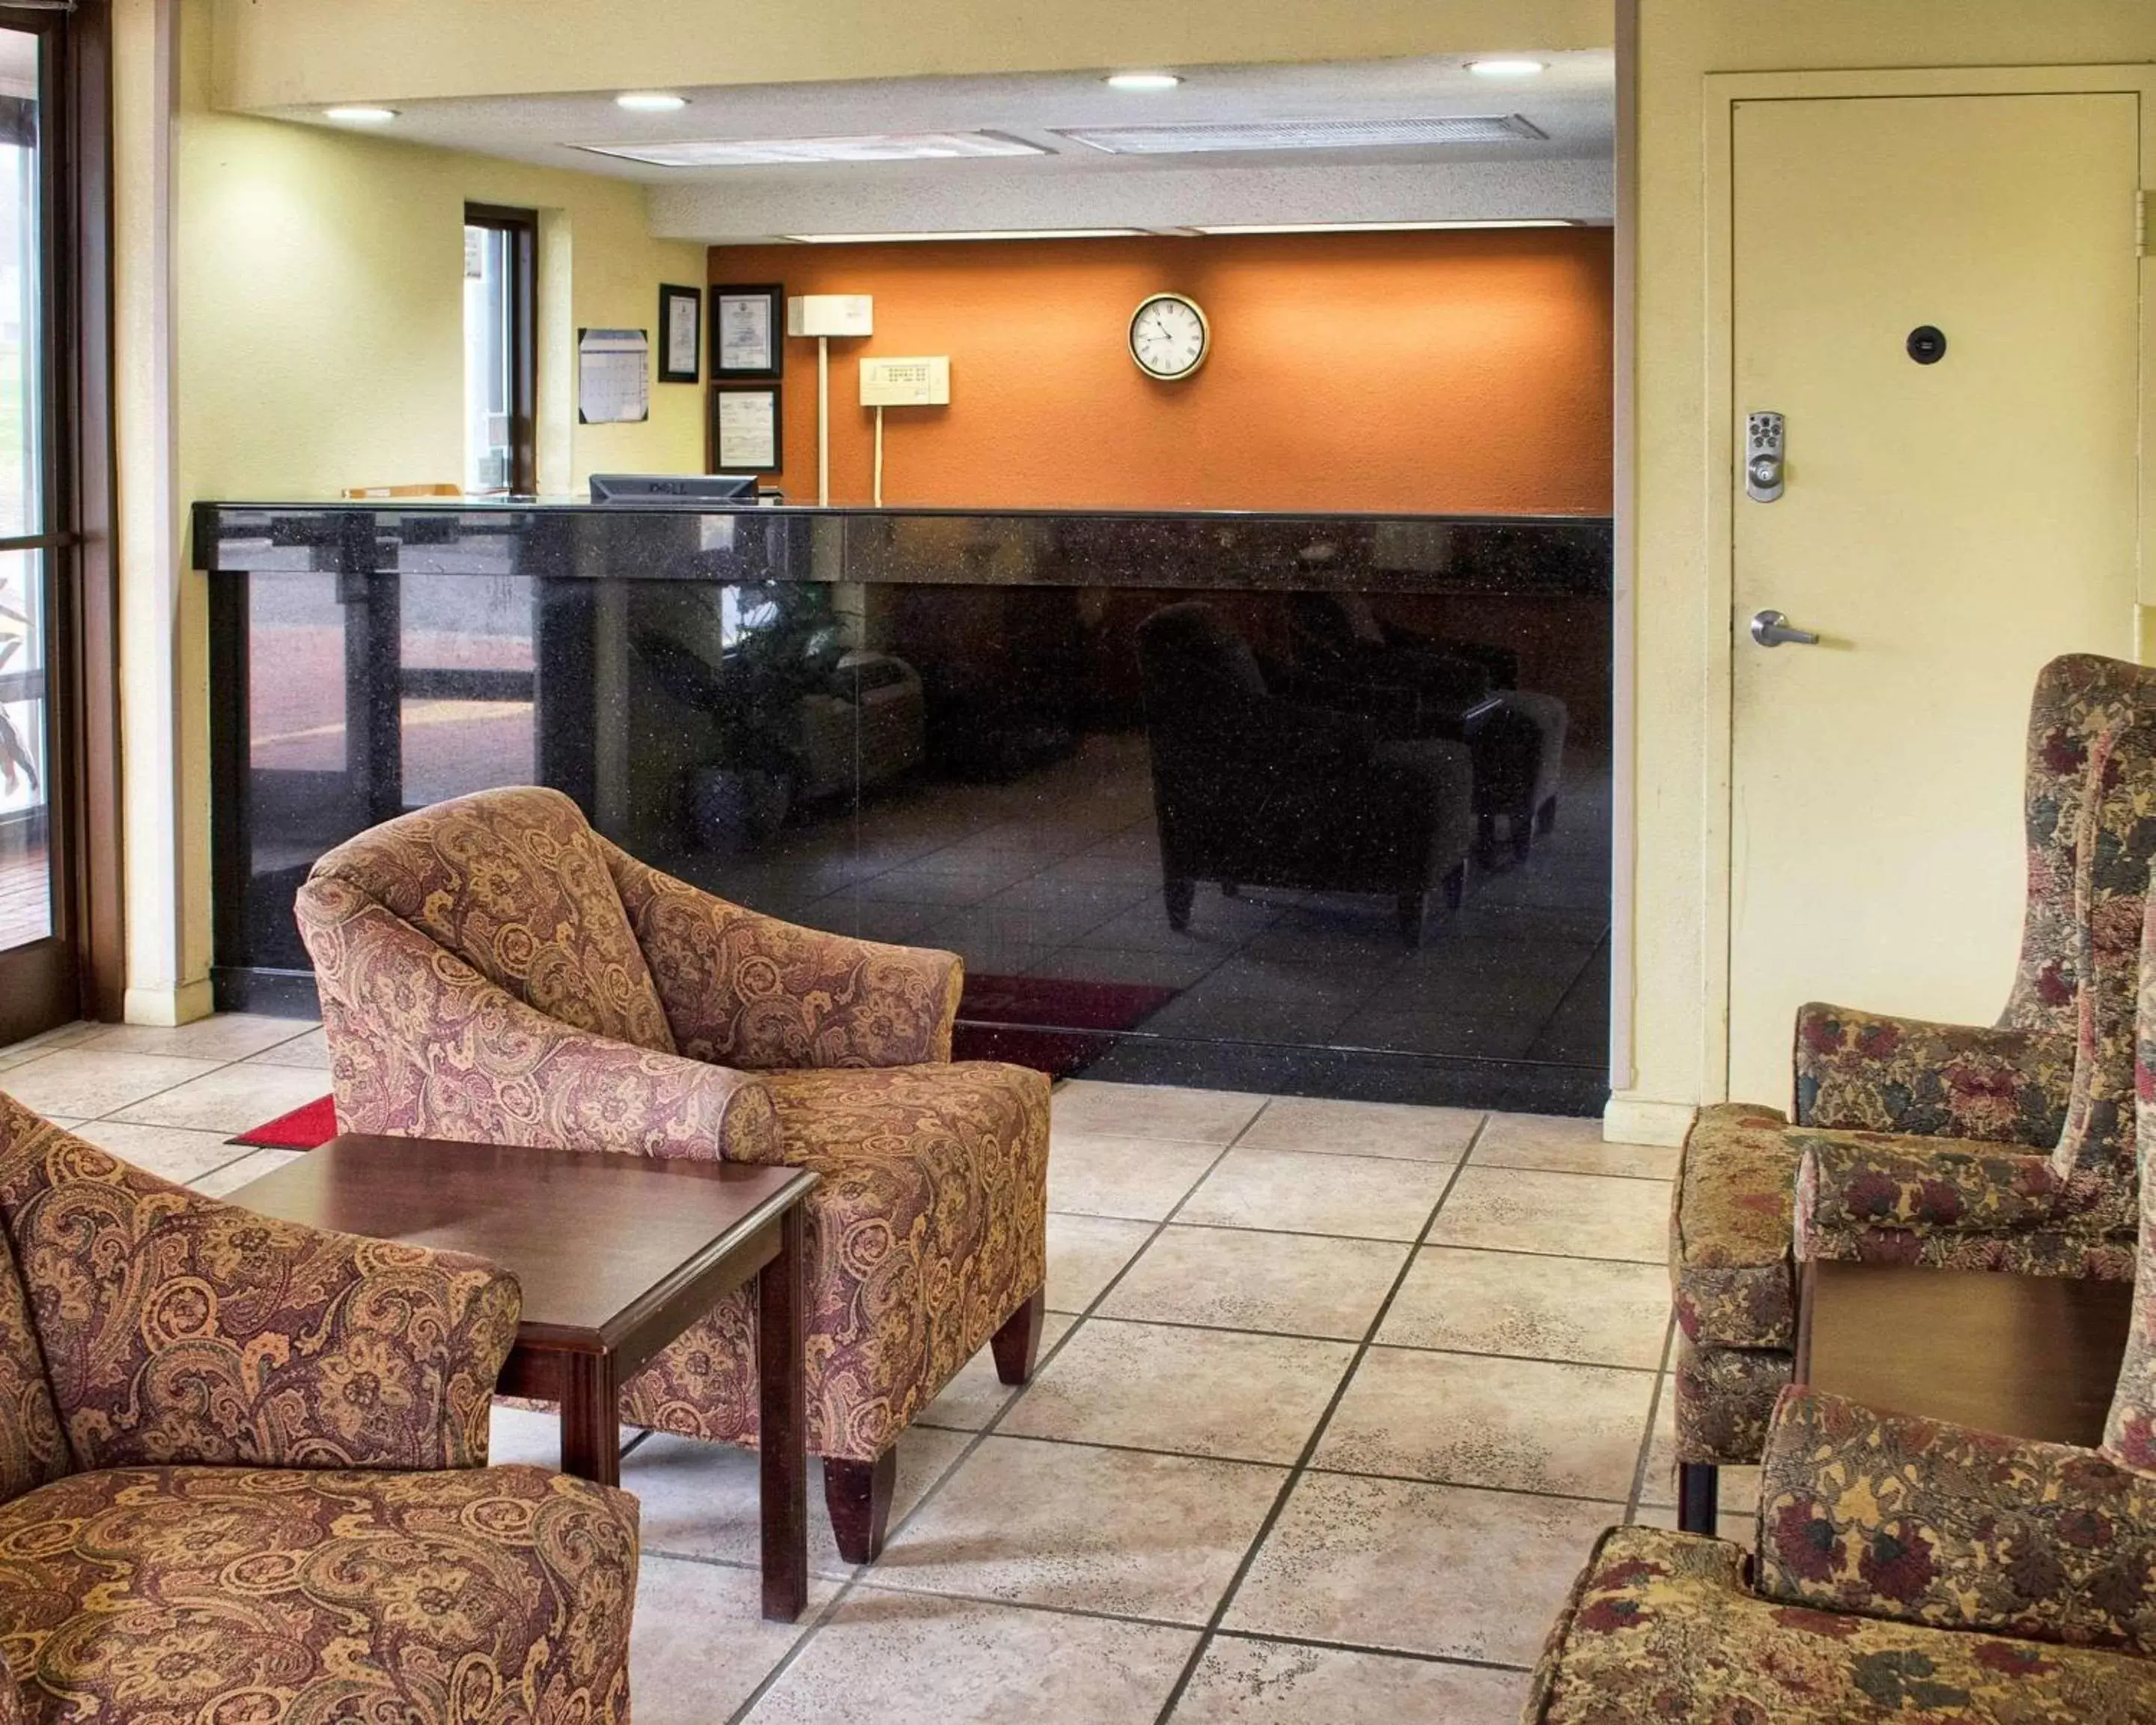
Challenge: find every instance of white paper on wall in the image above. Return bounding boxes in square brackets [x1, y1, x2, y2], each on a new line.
[578, 328, 651, 425]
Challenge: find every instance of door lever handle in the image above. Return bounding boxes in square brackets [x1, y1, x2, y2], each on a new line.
[1750, 609, 1820, 648]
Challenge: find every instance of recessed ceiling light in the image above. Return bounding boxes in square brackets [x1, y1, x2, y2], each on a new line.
[576, 130, 1047, 168]
[1467, 58, 1547, 78]
[616, 92, 688, 112]
[1194, 219, 1574, 234]
[1057, 115, 1545, 155]
[323, 106, 398, 124]
[1105, 72, 1182, 91]
[787, 228, 1145, 243]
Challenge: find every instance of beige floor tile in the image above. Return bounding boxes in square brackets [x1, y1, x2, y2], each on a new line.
[633, 1554, 835, 1725]
[1314, 1348, 1652, 1502]
[1100, 1226, 1408, 1341]
[917, 1313, 1077, 1432]
[874, 1434, 1285, 1624]
[1053, 1080, 1267, 1146]
[1631, 1502, 1755, 1553]
[78, 1014, 317, 1063]
[1176, 1148, 1449, 1242]
[1224, 1473, 1613, 1665]
[189, 1149, 305, 1198]
[747, 1589, 1198, 1725]
[1428, 1167, 1668, 1263]
[0, 1049, 225, 1121]
[1047, 1213, 1157, 1313]
[1637, 1381, 1760, 1515]
[1476, 1113, 1678, 1181]
[0, 1023, 99, 1069]
[484, 1405, 644, 1470]
[1001, 1318, 1353, 1464]
[1236, 1095, 1481, 1164]
[1377, 1247, 1672, 1369]
[1172, 1636, 1528, 1725]
[66, 1120, 255, 1185]
[244, 1026, 332, 1069]
[1049, 1132, 1223, 1220]
[626, 1426, 974, 1578]
[109, 1062, 333, 1134]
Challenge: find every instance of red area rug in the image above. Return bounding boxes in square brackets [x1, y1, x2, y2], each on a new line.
[230, 1094, 339, 1151]
[229, 975, 1175, 1145]
[952, 973, 1178, 1080]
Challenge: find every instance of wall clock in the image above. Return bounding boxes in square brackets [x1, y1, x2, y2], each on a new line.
[1129, 293, 1210, 380]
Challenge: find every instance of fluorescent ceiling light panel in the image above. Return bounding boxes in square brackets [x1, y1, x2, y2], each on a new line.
[1195, 219, 1574, 234]
[576, 130, 1047, 168]
[786, 228, 1145, 243]
[1467, 59, 1547, 77]
[324, 106, 398, 124]
[1055, 115, 1546, 155]
[1105, 72, 1183, 91]
[615, 91, 688, 112]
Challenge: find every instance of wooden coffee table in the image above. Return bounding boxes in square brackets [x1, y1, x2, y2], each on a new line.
[1796, 1259, 2135, 1446]
[229, 1133, 817, 1620]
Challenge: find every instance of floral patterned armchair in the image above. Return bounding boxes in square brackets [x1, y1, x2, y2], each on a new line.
[1526, 874, 2156, 1720]
[296, 785, 1050, 1563]
[1669, 655, 2156, 1529]
[0, 1092, 639, 1724]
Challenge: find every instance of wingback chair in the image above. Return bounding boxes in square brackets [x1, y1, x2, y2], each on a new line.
[295, 785, 1050, 1563]
[1137, 600, 1477, 946]
[1526, 870, 2156, 1721]
[0, 1093, 639, 1724]
[1668, 655, 2156, 1533]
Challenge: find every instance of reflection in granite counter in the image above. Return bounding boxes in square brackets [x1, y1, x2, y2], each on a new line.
[203, 503, 1611, 1112]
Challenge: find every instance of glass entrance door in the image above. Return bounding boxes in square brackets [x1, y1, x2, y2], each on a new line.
[0, 15, 79, 1045]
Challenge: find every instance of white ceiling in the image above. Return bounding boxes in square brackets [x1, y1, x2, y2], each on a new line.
[258, 52, 1615, 240]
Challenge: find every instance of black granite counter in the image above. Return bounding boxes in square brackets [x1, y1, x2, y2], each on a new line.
[199, 499, 1613, 1112]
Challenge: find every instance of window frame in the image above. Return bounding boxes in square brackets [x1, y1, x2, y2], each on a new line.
[463, 201, 538, 498]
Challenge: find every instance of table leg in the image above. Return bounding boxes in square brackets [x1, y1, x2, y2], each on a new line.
[560, 1351, 621, 1488]
[758, 1202, 808, 1622]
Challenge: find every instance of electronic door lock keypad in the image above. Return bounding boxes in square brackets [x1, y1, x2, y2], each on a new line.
[1745, 411, 1785, 502]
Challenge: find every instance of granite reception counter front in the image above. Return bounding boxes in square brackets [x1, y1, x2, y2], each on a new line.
[198, 501, 1614, 1111]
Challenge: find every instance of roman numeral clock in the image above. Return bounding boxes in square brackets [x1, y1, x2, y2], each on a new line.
[1129, 292, 1211, 380]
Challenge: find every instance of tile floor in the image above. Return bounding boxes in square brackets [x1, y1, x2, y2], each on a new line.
[0, 1021, 1712, 1724]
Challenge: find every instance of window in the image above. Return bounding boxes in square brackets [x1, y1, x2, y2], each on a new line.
[462, 204, 536, 496]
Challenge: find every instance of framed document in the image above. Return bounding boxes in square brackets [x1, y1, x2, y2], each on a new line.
[658, 285, 702, 383]
[712, 385, 782, 472]
[712, 282, 783, 379]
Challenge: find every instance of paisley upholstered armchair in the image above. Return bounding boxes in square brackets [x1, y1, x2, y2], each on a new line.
[1526, 862, 2156, 1721]
[0, 1094, 639, 1724]
[1668, 654, 2156, 1530]
[296, 785, 1050, 1563]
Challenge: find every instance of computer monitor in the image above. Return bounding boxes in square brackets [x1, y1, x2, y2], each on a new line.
[588, 472, 760, 504]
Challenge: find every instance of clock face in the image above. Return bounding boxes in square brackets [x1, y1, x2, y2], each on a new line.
[1130, 293, 1209, 380]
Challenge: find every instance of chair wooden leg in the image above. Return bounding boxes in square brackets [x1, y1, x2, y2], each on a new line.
[824, 1449, 898, 1565]
[1397, 891, 1428, 949]
[990, 1287, 1047, 1386]
[1536, 795, 1559, 836]
[1443, 860, 1467, 911]
[1164, 877, 1195, 930]
[1677, 1463, 1720, 1535]
[1510, 811, 1535, 863]
[1475, 812, 1501, 870]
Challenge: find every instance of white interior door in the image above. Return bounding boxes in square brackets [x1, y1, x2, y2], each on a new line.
[1726, 91, 2143, 1108]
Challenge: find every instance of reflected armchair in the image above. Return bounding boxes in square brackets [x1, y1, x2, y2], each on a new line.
[1137, 601, 1476, 948]
[0, 1094, 639, 1724]
[296, 785, 1050, 1563]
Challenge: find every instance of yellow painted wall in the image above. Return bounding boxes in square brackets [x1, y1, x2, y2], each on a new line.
[155, 2, 705, 1000]
[207, 0, 1613, 108]
[1615, 1, 2156, 1140]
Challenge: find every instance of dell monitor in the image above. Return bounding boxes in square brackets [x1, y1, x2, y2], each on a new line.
[588, 472, 760, 505]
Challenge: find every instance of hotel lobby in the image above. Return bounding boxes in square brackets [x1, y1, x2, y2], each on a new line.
[5, 3, 2156, 1722]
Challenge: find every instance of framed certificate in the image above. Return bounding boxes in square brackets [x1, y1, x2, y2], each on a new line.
[658, 285, 702, 383]
[712, 282, 783, 379]
[712, 385, 782, 472]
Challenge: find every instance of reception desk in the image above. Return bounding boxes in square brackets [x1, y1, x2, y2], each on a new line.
[198, 500, 1613, 1111]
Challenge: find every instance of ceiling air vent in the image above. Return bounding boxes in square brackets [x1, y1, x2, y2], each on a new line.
[1053, 115, 1547, 156]
[576, 131, 1048, 168]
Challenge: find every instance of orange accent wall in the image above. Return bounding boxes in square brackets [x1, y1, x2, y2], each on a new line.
[706, 228, 1613, 514]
